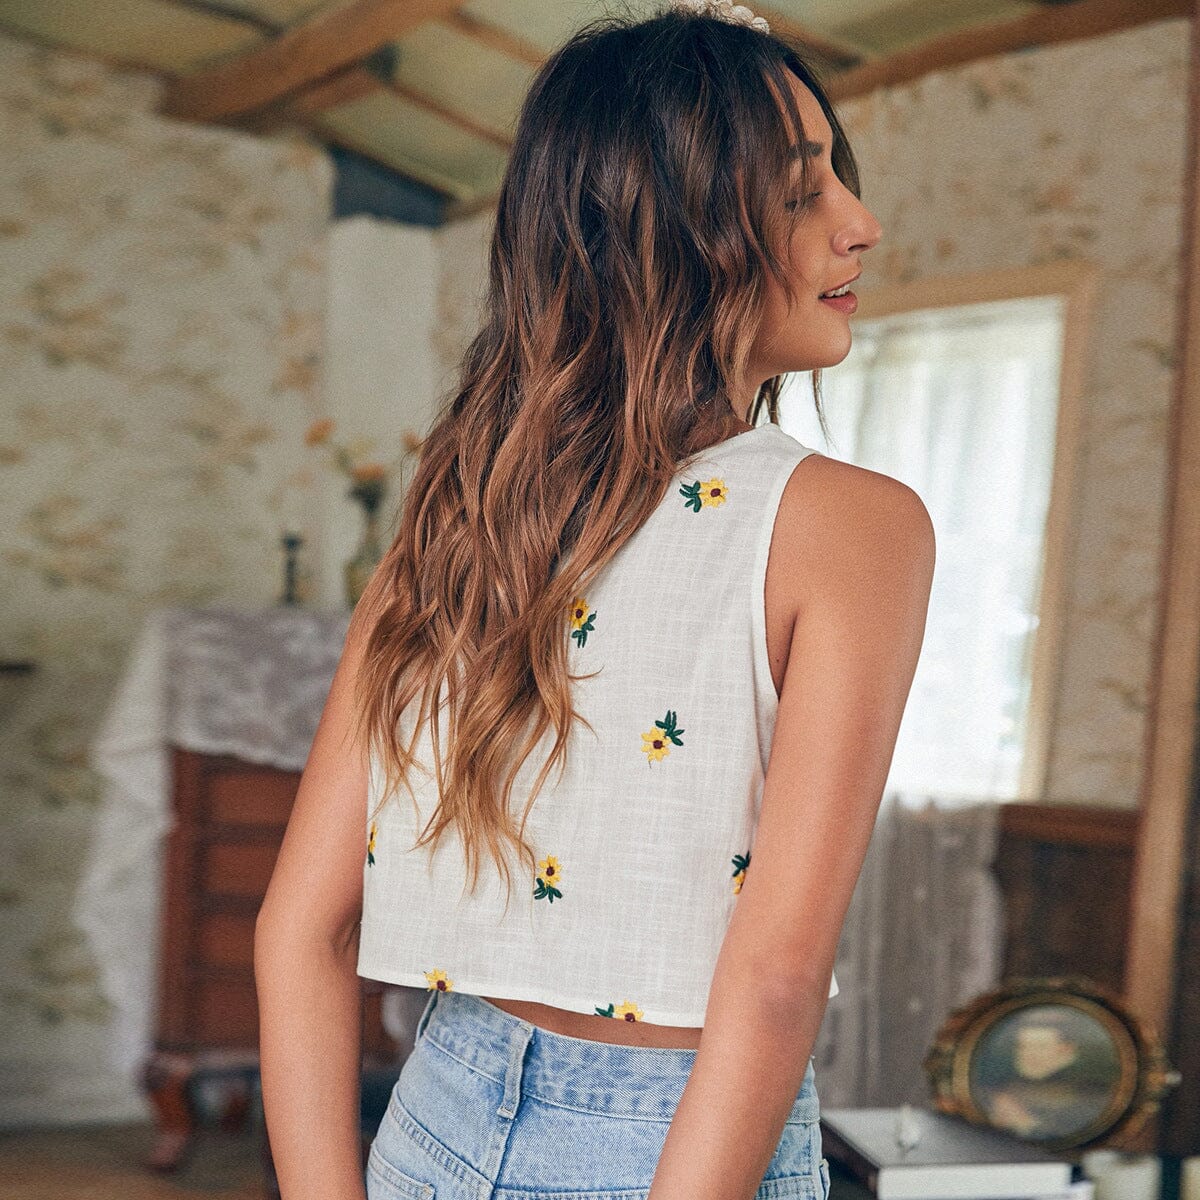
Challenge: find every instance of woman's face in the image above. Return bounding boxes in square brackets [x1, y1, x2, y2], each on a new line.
[746, 73, 883, 385]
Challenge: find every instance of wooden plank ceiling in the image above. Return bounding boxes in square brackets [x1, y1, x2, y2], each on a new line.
[0, 0, 1189, 220]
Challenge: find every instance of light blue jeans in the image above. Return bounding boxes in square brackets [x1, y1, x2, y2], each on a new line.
[365, 987, 831, 1200]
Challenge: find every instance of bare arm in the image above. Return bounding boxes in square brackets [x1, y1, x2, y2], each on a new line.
[647, 457, 936, 1200]
[255, 580, 390, 1200]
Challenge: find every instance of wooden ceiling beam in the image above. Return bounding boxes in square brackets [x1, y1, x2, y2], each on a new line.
[826, 0, 1191, 100]
[165, 0, 278, 35]
[442, 0, 1192, 223]
[274, 63, 513, 147]
[286, 64, 382, 118]
[439, 5, 867, 72]
[757, 7, 871, 70]
[440, 10, 545, 67]
[387, 78, 512, 147]
[160, 0, 464, 122]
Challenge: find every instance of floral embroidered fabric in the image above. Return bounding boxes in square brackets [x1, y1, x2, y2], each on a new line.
[358, 423, 838, 1023]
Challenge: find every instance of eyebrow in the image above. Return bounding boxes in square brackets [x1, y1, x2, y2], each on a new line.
[790, 139, 825, 159]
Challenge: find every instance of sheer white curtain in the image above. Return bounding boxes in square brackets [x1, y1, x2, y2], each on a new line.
[783, 295, 1064, 800]
[811, 792, 1004, 1107]
[783, 295, 1066, 1104]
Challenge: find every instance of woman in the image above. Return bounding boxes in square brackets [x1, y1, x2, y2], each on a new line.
[255, 4, 934, 1199]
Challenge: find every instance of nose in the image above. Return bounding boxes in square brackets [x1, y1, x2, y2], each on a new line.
[837, 197, 883, 256]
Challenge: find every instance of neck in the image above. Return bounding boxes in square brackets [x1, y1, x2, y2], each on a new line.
[683, 406, 755, 456]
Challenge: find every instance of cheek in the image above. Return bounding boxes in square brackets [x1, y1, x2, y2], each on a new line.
[766, 243, 813, 308]
[789, 259, 822, 298]
[783, 232, 823, 294]
[760, 277, 788, 325]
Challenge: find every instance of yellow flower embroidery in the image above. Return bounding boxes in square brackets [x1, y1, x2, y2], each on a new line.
[366, 820, 377, 867]
[679, 476, 729, 511]
[731, 851, 750, 894]
[595, 999, 644, 1021]
[534, 854, 564, 902]
[569, 596, 597, 647]
[641, 709, 685, 763]
[642, 729, 669, 762]
[424, 968, 454, 992]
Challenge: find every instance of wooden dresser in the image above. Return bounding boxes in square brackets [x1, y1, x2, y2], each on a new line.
[144, 745, 399, 1177]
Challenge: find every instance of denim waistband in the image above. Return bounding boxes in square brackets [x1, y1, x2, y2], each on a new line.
[416, 988, 821, 1123]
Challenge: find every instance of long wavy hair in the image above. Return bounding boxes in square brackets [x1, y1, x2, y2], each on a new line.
[351, 5, 864, 909]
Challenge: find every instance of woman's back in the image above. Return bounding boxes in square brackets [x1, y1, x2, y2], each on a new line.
[357, 422, 840, 1047]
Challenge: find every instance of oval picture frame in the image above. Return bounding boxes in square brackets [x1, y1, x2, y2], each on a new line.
[922, 975, 1178, 1152]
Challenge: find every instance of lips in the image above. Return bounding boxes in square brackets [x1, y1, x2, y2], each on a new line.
[819, 271, 861, 297]
[816, 273, 864, 298]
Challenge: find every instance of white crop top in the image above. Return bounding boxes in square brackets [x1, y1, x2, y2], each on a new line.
[357, 421, 839, 1025]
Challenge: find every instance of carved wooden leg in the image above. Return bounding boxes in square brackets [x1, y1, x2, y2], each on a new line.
[141, 1049, 196, 1172]
[219, 1072, 252, 1132]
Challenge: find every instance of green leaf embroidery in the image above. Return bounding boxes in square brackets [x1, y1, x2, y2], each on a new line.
[656, 709, 685, 744]
[679, 477, 729, 512]
[533, 877, 563, 902]
[571, 611, 596, 647]
[569, 596, 597, 648]
[641, 708, 685, 764]
[679, 479, 705, 512]
[731, 851, 750, 893]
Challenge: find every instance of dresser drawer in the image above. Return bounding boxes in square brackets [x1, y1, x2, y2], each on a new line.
[202, 765, 300, 827]
[197, 911, 256, 970]
[194, 975, 260, 1046]
[201, 839, 280, 899]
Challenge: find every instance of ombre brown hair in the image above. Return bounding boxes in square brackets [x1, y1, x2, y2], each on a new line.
[351, 4, 863, 909]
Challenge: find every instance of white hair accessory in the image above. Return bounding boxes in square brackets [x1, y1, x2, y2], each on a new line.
[672, 0, 771, 34]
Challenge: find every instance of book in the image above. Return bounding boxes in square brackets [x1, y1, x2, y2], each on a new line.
[819, 1107, 1076, 1199]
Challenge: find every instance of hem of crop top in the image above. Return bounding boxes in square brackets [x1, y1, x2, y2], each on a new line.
[355, 961, 840, 1025]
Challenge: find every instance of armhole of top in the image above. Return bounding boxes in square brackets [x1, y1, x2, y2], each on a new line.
[749, 448, 821, 709]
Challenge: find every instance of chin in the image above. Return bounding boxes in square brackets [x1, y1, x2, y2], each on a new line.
[792, 340, 853, 372]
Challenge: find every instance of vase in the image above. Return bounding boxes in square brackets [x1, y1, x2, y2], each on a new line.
[344, 507, 383, 608]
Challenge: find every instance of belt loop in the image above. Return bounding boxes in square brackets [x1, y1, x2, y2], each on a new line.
[415, 986, 439, 1043]
[497, 1019, 534, 1119]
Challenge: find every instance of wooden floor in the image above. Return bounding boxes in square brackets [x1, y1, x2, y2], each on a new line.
[0, 1122, 263, 1200]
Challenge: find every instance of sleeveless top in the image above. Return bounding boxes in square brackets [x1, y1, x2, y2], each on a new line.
[357, 421, 839, 1025]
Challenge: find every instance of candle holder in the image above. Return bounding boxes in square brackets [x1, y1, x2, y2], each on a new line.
[279, 531, 304, 606]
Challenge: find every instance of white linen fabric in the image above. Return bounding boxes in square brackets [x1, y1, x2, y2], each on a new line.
[358, 422, 838, 1026]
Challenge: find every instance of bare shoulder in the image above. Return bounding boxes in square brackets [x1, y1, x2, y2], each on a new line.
[774, 452, 935, 607]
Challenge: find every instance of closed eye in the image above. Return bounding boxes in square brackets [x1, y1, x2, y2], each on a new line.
[786, 191, 822, 211]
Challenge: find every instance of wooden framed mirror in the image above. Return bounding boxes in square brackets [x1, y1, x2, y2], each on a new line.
[923, 975, 1180, 1153]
